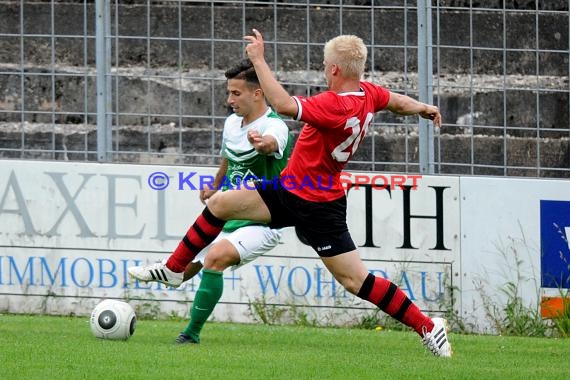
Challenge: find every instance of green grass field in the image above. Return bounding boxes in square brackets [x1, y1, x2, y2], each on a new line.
[1, 314, 569, 380]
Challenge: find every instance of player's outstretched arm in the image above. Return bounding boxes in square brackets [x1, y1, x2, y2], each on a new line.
[244, 29, 298, 118]
[386, 91, 442, 128]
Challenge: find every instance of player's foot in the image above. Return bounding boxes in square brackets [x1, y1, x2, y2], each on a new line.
[127, 260, 183, 288]
[421, 317, 452, 357]
[175, 333, 199, 344]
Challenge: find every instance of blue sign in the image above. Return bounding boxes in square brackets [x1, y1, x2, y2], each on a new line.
[540, 200, 570, 289]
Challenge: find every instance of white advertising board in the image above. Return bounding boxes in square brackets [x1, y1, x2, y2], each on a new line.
[0, 160, 460, 325]
[459, 176, 570, 332]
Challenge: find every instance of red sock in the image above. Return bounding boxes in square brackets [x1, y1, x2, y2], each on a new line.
[357, 273, 434, 336]
[166, 207, 225, 272]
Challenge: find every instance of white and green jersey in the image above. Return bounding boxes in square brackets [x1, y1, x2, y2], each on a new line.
[222, 107, 291, 232]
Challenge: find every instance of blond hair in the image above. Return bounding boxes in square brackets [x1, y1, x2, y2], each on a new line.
[323, 35, 367, 79]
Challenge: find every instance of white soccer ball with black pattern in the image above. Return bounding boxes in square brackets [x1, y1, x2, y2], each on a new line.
[90, 299, 137, 340]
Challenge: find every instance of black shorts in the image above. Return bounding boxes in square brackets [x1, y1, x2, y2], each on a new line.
[254, 179, 356, 257]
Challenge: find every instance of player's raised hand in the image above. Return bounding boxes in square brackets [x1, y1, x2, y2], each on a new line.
[244, 29, 265, 64]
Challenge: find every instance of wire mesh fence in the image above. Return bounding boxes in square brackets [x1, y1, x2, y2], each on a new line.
[0, 0, 568, 177]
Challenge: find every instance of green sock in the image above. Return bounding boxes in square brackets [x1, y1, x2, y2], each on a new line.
[183, 269, 223, 343]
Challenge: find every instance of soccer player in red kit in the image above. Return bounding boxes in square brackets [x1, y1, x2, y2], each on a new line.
[129, 29, 452, 357]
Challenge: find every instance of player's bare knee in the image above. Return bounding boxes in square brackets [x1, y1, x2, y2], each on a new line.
[206, 193, 226, 218]
[203, 255, 226, 271]
[203, 248, 238, 272]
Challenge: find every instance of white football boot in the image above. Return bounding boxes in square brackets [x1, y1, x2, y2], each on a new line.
[421, 317, 453, 357]
[127, 259, 183, 288]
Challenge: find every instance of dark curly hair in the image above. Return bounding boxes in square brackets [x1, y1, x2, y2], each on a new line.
[224, 58, 260, 88]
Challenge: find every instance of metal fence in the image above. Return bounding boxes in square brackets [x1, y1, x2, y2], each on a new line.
[0, 0, 568, 177]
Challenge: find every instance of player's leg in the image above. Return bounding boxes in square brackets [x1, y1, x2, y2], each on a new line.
[292, 190, 452, 357]
[320, 248, 452, 357]
[128, 186, 270, 287]
[181, 232, 225, 283]
[183, 261, 203, 282]
[169, 186, 271, 271]
[320, 248, 434, 332]
[176, 239, 238, 344]
[177, 225, 282, 344]
[181, 239, 212, 282]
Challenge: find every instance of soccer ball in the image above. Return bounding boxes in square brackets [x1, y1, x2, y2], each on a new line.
[90, 299, 136, 340]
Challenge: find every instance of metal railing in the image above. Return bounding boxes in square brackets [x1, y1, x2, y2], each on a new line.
[0, 0, 568, 177]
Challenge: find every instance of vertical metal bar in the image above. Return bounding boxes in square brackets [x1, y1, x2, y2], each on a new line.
[146, 0, 151, 158]
[404, 0, 409, 172]
[177, 1, 181, 157]
[105, 0, 112, 161]
[468, 1, 474, 175]
[210, 1, 215, 156]
[50, 0, 56, 159]
[242, 0, 247, 62]
[114, 0, 120, 155]
[502, 2, 507, 175]
[19, 0, 24, 158]
[417, 0, 434, 174]
[83, 0, 89, 160]
[535, 3, 540, 176]
[435, 0, 442, 174]
[273, 0, 277, 72]
[370, 3, 375, 171]
[96, 0, 111, 162]
[306, 0, 310, 97]
[339, 0, 343, 34]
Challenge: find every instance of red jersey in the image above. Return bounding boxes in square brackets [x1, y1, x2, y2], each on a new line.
[282, 81, 390, 202]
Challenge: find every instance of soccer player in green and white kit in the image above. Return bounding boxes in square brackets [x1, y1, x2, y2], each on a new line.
[129, 58, 291, 344]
